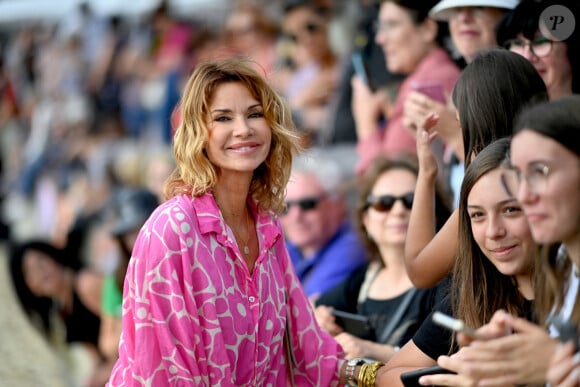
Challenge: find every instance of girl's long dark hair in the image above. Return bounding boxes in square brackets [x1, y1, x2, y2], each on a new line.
[453, 138, 534, 332]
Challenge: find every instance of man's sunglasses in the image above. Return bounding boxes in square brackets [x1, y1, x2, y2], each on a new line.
[366, 193, 414, 212]
[282, 195, 325, 215]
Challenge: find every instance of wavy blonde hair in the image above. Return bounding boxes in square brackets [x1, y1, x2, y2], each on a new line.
[164, 58, 301, 214]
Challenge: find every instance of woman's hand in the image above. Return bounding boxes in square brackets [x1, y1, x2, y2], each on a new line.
[313, 305, 343, 336]
[440, 313, 556, 386]
[334, 332, 370, 359]
[403, 91, 445, 132]
[547, 342, 580, 387]
[351, 75, 390, 140]
[415, 113, 440, 181]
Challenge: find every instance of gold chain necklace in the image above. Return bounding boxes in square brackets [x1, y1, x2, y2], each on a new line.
[236, 210, 252, 255]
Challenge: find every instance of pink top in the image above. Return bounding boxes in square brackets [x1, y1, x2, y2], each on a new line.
[107, 193, 344, 386]
[356, 48, 461, 174]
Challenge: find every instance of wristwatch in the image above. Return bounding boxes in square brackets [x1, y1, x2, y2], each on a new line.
[344, 358, 366, 386]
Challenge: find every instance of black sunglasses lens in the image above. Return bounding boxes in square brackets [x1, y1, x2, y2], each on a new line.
[298, 199, 318, 211]
[368, 194, 414, 212]
[371, 196, 395, 212]
[306, 22, 319, 33]
[401, 193, 414, 209]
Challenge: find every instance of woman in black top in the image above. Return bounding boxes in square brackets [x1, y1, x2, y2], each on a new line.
[314, 155, 450, 362]
[377, 138, 546, 385]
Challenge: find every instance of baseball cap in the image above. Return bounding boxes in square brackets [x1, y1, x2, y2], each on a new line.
[430, 0, 520, 20]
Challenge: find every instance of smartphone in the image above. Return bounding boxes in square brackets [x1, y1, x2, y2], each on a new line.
[432, 311, 480, 339]
[551, 316, 580, 351]
[351, 52, 374, 91]
[331, 309, 373, 339]
[411, 81, 445, 104]
[400, 365, 456, 387]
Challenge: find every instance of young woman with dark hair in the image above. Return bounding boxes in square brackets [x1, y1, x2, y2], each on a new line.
[377, 138, 548, 386]
[404, 49, 548, 289]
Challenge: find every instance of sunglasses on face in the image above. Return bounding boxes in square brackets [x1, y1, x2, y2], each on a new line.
[282, 195, 325, 215]
[283, 21, 321, 43]
[366, 193, 414, 212]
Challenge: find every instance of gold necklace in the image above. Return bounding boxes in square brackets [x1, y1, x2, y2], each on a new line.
[238, 211, 252, 255]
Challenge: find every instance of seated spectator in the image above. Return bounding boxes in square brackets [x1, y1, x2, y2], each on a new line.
[404, 49, 548, 288]
[352, 0, 461, 174]
[506, 96, 580, 387]
[9, 239, 104, 386]
[281, 149, 367, 299]
[403, 0, 517, 208]
[429, 0, 518, 63]
[272, 0, 342, 143]
[98, 188, 159, 383]
[314, 155, 450, 362]
[377, 138, 545, 386]
[496, 0, 580, 100]
[222, 0, 280, 78]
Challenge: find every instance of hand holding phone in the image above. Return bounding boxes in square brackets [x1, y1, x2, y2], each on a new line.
[331, 309, 374, 339]
[551, 316, 580, 351]
[432, 311, 481, 339]
[400, 365, 456, 387]
[351, 52, 374, 91]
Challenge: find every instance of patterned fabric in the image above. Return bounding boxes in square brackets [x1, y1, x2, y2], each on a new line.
[107, 193, 344, 386]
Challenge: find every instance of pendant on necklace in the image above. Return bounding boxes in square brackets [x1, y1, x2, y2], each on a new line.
[243, 245, 250, 255]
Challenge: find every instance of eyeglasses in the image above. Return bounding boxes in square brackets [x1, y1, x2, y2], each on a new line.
[503, 37, 553, 58]
[282, 195, 325, 215]
[500, 163, 550, 197]
[373, 19, 402, 34]
[366, 193, 414, 212]
[283, 21, 321, 43]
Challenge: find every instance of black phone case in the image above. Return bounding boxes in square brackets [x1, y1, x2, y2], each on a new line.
[400, 365, 456, 387]
[331, 310, 373, 339]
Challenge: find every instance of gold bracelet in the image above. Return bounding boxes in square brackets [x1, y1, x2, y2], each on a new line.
[357, 361, 385, 387]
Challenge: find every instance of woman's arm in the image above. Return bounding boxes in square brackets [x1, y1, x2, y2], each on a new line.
[404, 119, 458, 287]
[376, 340, 438, 386]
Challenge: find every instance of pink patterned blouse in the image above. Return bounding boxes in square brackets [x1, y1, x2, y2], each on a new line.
[107, 193, 345, 386]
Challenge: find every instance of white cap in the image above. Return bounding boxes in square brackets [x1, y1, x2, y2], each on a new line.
[429, 0, 520, 21]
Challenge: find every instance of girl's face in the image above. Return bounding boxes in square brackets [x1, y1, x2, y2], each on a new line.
[205, 82, 271, 181]
[375, 2, 436, 74]
[467, 168, 535, 276]
[363, 168, 417, 248]
[23, 250, 64, 297]
[510, 130, 580, 245]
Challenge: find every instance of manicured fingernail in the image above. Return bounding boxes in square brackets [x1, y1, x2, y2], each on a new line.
[573, 352, 580, 365]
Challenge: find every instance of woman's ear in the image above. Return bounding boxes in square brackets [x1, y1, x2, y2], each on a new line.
[420, 18, 438, 44]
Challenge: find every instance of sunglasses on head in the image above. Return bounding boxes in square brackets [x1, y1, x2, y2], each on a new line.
[366, 193, 414, 212]
[282, 195, 325, 215]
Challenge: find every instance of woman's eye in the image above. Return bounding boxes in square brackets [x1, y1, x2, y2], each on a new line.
[504, 206, 522, 215]
[469, 211, 484, 220]
[249, 112, 264, 119]
[214, 116, 231, 122]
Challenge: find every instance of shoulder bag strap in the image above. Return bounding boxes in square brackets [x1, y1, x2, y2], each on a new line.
[376, 287, 418, 345]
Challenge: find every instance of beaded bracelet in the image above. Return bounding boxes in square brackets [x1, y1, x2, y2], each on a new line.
[357, 361, 385, 387]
